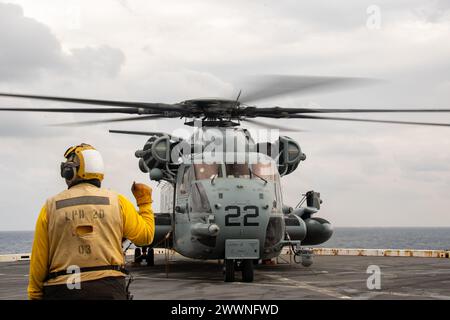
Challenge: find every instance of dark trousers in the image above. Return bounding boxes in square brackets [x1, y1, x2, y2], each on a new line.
[43, 276, 128, 300]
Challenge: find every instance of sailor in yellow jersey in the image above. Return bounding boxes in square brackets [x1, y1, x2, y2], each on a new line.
[27, 143, 155, 300]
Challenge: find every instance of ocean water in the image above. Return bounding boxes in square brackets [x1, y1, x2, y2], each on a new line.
[0, 231, 35, 255]
[315, 227, 450, 250]
[0, 228, 449, 255]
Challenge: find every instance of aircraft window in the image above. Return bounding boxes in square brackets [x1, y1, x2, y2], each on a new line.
[179, 168, 187, 194]
[251, 163, 276, 181]
[273, 173, 282, 211]
[190, 183, 212, 213]
[264, 217, 283, 248]
[194, 164, 222, 180]
[180, 166, 194, 194]
[225, 164, 250, 179]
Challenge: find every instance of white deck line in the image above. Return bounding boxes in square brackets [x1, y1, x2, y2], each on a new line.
[1, 248, 448, 263]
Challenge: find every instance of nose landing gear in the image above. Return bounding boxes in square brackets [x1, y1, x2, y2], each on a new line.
[224, 259, 235, 282]
[224, 259, 254, 282]
[241, 259, 254, 282]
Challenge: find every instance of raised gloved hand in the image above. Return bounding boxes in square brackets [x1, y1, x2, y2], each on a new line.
[131, 182, 152, 206]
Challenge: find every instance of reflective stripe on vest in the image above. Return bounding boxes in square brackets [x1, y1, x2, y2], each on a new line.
[55, 196, 110, 210]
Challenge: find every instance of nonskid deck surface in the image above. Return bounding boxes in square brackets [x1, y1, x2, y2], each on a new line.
[1, 255, 449, 300]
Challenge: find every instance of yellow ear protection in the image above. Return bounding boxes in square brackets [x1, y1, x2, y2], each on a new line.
[60, 161, 78, 181]
[60, 148, 79, 182]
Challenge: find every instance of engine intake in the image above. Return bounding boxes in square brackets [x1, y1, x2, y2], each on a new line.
[257, 136, 306, 176]
[135, 135, 185, 181]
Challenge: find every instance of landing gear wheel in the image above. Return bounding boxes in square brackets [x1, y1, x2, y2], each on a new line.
[224, 259, 235, 282]
[146, 248, 155, 266]
[301, 256, 313, 267]
[301, 250, 314, 267]
[134, 248, 142, 264]
[241, 259, 254, 282]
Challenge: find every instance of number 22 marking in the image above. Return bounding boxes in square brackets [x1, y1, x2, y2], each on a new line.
[224, 205, 259, 226]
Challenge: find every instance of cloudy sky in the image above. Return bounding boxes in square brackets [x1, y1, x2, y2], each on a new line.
[0, 0, 450, 230]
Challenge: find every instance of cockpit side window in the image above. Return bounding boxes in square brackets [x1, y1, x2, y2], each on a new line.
[190, 182, 212, 213]
[272, 172, 282, 212]
[180, 165, 194, 194]
[251, 162, 276, 181]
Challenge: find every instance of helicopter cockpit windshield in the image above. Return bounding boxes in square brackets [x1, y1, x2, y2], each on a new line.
[225, 164, 250, 179]
[225, 161, 277, 181]
[194, 163, 223, 180]
[190, 153, 279, 181]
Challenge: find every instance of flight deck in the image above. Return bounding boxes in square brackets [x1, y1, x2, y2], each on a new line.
[1, 251, 449, 300]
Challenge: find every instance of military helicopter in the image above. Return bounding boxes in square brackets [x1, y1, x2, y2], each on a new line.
[1, 75, 450, 282]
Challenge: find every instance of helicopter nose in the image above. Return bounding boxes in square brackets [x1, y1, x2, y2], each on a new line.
[207, 179, 273, 214]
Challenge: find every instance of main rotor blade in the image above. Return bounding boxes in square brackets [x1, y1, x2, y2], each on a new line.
[109, 129, 166, 136]
[252, 107, 450, 115]
[0, 107, 145, 114]
[240, 75, 379, 103]
[242, 118, 303, 132]
[281, 114, 450, 127]
[0, 93, 184, 112]
[51, 114, 174, 126]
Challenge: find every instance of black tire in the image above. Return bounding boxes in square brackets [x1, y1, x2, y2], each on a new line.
[224, 259, 235, 282]
[242, 259, 254, 282]
[146, 248, 155, 266]
[134, 248, 142, 263]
